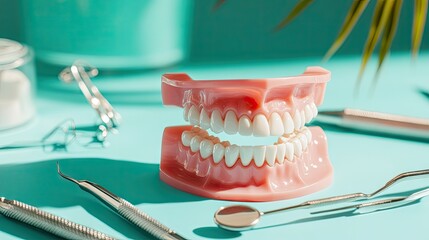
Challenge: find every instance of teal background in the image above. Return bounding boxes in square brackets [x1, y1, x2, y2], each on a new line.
[1, 0, 428, 62]
[1, 1, 429, 240]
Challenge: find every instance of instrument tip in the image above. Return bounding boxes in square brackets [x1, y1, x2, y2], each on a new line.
[56, 162, 79, 184]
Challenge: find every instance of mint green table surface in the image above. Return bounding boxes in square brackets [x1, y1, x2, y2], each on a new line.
[1, 53, 429, 239]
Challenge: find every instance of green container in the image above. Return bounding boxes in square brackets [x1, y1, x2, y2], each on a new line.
[21, 0, 192, 69]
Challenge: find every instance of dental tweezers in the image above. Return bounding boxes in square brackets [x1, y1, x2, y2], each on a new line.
[0, 197, 116, 240]
[56, 163, 186, 240]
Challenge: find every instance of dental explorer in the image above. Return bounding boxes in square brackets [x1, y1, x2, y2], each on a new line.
[56, 162, 186, 240]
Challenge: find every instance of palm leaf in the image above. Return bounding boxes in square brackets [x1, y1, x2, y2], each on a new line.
[275, 0, 314, 31]
[356, 0, 395, 89]
[412, 0, 428, 57]
[377, 0, 402, 75]
[213, 0, 226, 10]
[324, 0, 369, 61]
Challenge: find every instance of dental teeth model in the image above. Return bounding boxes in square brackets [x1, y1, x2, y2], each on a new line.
[160, 67, 333, 201]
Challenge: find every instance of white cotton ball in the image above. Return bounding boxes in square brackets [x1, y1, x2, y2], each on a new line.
[0, 69, 35, 130]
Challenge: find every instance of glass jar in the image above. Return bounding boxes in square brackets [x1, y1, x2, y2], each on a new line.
[0, 38, 36, 130]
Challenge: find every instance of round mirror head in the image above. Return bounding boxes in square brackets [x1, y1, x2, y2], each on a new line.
[214, 205, 261, 231]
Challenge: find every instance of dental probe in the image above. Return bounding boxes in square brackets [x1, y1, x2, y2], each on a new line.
[214, 169, 429, 231]
[0, 197, 116, 240]
[316, 108, 429, 140]
[56, 163, 186, 240]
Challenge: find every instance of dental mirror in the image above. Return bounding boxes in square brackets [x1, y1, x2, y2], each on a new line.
[214, 205, 262, 231]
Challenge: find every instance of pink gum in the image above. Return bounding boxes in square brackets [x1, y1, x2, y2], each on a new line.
[159, 126, 333, 202]
[161, 67, 330, 118]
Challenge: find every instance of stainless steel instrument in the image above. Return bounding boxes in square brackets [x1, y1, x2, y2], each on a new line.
[316, 108, 429, 140]
[57, 163, 186, 240]
[214, 169, 429, 231]
[0, 197, 116, 240]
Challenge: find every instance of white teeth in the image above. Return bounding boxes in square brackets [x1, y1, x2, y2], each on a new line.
[299, 133, 308, 150]
[190, 136, 203, 152]
[181, 131, 194, 147]
[265, 145, 277, 167]
[300, 110, 306, 128]
[253, 146, 266, 167]
[213, 143, 225, 163]
[269, 112, 284, 136]
[293, 110, 301, 131]
[282, 112, 294, 134]
[225, 144, 239, 167]
[224, 111, 238, 135]
[183, 104, 190, 121]
[238, 116, 253, 136]
[304, 105, 313, 123]
[253, 114, 270, 137]
[200, 139, 214, 159]
[292, 138, 302, 157]
[311, 102, 318, 117]
[239, 146, 253, 166]
[200, 109, 211, 129]
[276, 143, 286, 164]
[304, 128, 312, 143]
[285, 142, 294, 161]
[210, 110, 224, 133]
[189, 105, 200, 125]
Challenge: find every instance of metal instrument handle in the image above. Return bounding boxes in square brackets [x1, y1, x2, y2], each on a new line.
[0, 198, 116, 240]
[117, 199, 185, 240]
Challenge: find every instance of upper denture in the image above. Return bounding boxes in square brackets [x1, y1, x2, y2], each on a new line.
[162, 67, 330, 136]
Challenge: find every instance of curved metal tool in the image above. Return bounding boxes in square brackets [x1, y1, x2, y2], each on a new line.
[59, 61, 121, 130]
[57, 162, 185, 240]
[214, 169, 429, 231]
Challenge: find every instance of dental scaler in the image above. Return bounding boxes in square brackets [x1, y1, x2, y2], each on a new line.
[160, 67, 332, 201]
[56, 163, 185, 240]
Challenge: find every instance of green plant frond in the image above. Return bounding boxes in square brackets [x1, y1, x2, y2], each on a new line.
[377, 0, 402, 74]
[213, 0, 226, 11]
[275, 0, 314, 31]
[324, 0, 370, 61]
[412, 0, 428, 58]
[357, 0, 395, 89]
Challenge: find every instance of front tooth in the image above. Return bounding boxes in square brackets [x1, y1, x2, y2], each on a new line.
[282, 112, 294, 134]
[299, 133, 308, 150]
[293, 110, 301, 131]
[200, 139, 214, 159]
[183, 104, 190, 121]
[276, 143, 286, 164]
[238, 116, 253, 136]
[253, 114, 270, 137]
[189, 105, 200, 125]
[304, 128, 312, 143]
[190, 136, 203, 152]
[181, 131, 194, 146]
[311, 102, 318, 117]
[225, 145, 239, 167]
[269, 112, 284, 136]
[200, 109, 211, 129]
[265, 145, 277, 167]
[292, 138, 303, 157]
[304, 105, 313, 123]
[239, 146, 253, 166]
[300, 110, 306, 128]
[213, 143, 225, 163]
[224, 111, 238, 134]
[285, 142, 294, 161]
[210, 110, 224, 133]
[253, 146, 266, 167]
